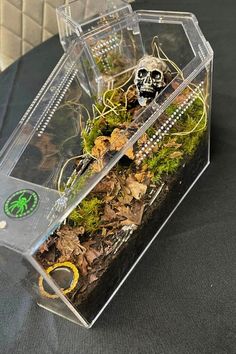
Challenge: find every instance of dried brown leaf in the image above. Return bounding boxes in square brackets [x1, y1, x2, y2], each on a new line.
[134, 171, 152, 185]
[102, 205, 117, 222]
[169, 151, 183, 159]
[88, 273, 99, 284]
[110, 128, 134, 159]
[85, 247, 103, 265]
[91, 159, 105, 173]
[117, 201, 144, 225]
[56, 225, 85, 262]
[164, 138, 182, 149]
[118, 193, 133, 205]
[92, 136, 110, 158]
[77, 254, 89, 276]
[92, 179, 115, 194]
[110, 128, 127, 150]
[126, 176, 147, 200]
[39, 243, 48, 254]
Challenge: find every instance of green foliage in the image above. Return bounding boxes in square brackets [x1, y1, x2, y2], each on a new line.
[174, 97, 206, 156]
[106, 110, 131, 130]
[176, 115, 205, 156]
[144, 95, 206, 182]
[145, 144, 183, 183]
[186, 97, 204, 117]
[96, 55, 116, 74]
[146, 127, 156, 138]
[70, 169, 93, 196]
[82, 119, 105, 153]
[82, 102, 131, 153]
[95, 51, 127, 75]
[180, 132, 203, 156]
[165, 103, 178, 117]
[68, 197, 103, 233]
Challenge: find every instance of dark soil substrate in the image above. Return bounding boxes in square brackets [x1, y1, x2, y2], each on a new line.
[71, 133, 209, 324]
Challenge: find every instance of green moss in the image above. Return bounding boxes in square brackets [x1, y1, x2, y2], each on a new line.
[106, 110, 131, 130]
[180, 133, 203, 156]
[145, 144, 183, 183]
[68, 197, 103, 233]
[176, 116, 205, 156]
[165, 103, 178, 117]
[186, 97, 204, 117]
[82, 121, 104, 154]
[144, 96, 206, 182]
[82, 99, 131, 153]
[95, 51, 128, 75]
[146, 127, 156, 138]
[174, 98, 206, 156]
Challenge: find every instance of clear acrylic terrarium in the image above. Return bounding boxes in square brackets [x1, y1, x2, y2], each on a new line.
[0, 2, 213, 328]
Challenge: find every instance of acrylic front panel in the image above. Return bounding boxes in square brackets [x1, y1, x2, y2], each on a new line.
[0, 246, 87, 326]
[33, 64, 212, 325]
[0, 8, 213, 327]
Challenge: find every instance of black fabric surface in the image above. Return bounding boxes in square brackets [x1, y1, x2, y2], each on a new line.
[0, 1, 236, 353]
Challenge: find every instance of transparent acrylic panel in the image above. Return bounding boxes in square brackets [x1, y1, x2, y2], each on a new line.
[57, 1, 144, 96]
[84, 15, 144, 92]
[0, 43, 98, 253]
[10, 78, 89, 189]
[138, 21, 194, 70]
[57, 0, 132, 50]
[32, 65, 212, 325]
[26, 255, 89, 326]
[0, 246, 88, 326]
[57, 8, 211, 97]
[0, 8, 213, 327]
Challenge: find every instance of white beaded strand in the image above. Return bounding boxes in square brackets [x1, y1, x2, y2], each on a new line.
[136, 82, 204, 164]
[37, 68, 78, 137]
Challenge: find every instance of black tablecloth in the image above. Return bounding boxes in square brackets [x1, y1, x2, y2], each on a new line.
[0, 0, 236, 353]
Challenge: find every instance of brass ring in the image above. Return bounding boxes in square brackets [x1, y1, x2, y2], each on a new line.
[38, 261, 79, 299]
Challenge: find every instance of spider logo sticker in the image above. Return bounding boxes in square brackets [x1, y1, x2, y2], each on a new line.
[4, 189, 39, 219]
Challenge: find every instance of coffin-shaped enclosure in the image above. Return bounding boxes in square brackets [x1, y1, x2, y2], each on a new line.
[0, 5, 213, 328]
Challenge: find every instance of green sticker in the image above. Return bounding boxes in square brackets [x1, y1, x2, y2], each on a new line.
[4, 189, 39, 219]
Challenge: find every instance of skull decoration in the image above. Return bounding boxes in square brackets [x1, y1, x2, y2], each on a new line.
[134, 55, 172, 107]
